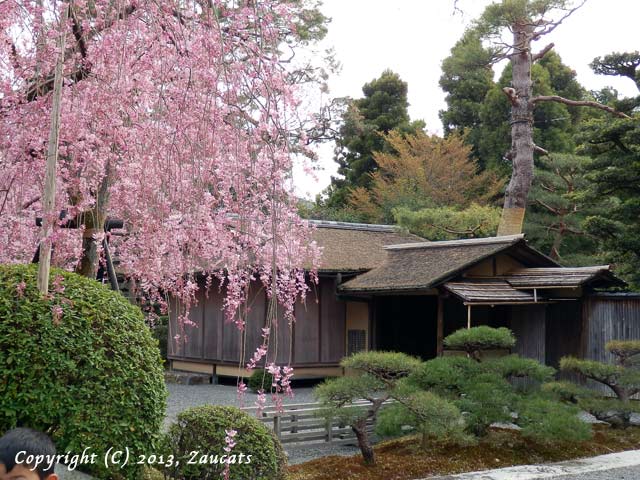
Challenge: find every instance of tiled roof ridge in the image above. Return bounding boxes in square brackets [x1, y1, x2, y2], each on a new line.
[309, 219, 401, 233]
[385, 234, 525, 250]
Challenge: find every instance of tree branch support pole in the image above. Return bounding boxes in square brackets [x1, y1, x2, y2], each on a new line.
[37, 3, 69, 294]
[437, 295, 444, 356]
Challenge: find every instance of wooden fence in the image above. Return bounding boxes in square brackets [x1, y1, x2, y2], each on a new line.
[241, 400, 383, 445]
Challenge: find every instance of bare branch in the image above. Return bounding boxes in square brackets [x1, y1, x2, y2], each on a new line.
[534, 144, 549, 155]
[532, 43, 554, 62]
[532, 0, 587, 40]
[531, 95, 631, 119]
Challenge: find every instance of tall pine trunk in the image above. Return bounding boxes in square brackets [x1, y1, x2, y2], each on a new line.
[497, 22, 534, 236]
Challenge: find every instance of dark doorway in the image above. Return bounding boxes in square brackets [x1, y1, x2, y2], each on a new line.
[374, 296, 438, 359]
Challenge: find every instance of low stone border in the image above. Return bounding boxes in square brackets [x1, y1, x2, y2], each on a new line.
[421, 450, 640, 480]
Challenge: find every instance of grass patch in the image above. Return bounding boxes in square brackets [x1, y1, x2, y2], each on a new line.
[286, 426, 640, 480]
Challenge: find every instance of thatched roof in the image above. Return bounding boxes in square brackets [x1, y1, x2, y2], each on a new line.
[338, 235, 558, 293]
[310, 221, 423, 273]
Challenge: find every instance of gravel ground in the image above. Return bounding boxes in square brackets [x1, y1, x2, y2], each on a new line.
[165, 381, 362, 464]
[548, 465, 640, 480]
[164, 382, 316, 427]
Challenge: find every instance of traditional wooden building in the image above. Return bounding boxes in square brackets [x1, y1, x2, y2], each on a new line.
[168, 221, 638, 380]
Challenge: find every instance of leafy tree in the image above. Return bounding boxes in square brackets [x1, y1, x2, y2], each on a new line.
[324, 70, 425, 208]
[314, 351, 421, 465]
[394, 204, 500, 241]
[347, 131, 504, 224]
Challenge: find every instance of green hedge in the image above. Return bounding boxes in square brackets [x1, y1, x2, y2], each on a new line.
[0, 264, 167, 479]
[248, 369, 274, 393]
[162, 405, 285, 480]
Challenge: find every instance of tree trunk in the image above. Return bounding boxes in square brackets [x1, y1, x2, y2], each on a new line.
[75, 160, 112, 278]
[37, 3, 69, 294]
[497, 22, 535, 236]
[353, 421, 375, 466]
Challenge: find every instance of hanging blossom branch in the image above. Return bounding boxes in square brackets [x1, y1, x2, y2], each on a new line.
[0, 0, 323, 418]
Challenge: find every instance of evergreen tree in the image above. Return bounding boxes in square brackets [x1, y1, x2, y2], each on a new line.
[324, 70, 425, 208]
[525, 154, 608, 264]
[579, 52, 640, 287]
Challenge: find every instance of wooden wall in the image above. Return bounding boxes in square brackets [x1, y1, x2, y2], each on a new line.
[168, 276, 347, 367]
[510, 304, 546, 364]
[583, 294, 640, 363]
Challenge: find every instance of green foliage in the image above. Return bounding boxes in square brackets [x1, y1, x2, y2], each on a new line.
[376, 391, 470, 448]
[541, 381, 594, 404]
[560, 357, 622, 384]
[314, 375, 384, 425]
[579, 52, 640, 287]
[456, 373, 515, 436]
[406, 356, 482, 396]
[0, 264, 167, 480]
[162, 405, 284, 480]
[606, 340, 640, 366]
[525, 154, 608, 264]
[443, 326, 516, 359]
[341, 350, 422, 381]
[324, 69, 425, 208]
[518, 397, 592, 443]
[394, 204, 500, 241]
[248, 369, 275, 393]
[590, 51, 640, 90]
[439, 31, 495, 165]
[151, 315, 169, 366]
[560, 356, 640, 402]
[486, 355, 556, 382]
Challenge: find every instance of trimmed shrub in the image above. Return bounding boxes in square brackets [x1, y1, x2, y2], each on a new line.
[377, 391, 470, 448]
[444, 326, 515, 360]
[518, 397, 592, 443]
[248, 369, 274, 393]
[406, 356, 482, 396]
[0, 264, 167, 479]
[341, 350, 422, 380]
[486, 355, 556, 382]
[455, 372, 515, 436]
[162, 405, 285, 480]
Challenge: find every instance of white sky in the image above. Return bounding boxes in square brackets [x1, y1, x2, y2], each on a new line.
[292, 0, 640, 199]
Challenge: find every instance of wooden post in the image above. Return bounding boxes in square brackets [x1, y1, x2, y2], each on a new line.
[273, 415, 281, 439]
[37, 3, 69, 294]
[437, 295, 444, 356]
[467, 305, 472, 329]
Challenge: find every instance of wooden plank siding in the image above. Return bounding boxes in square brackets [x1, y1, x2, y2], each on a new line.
[583, 295, 640, 363]
[510, 304, 546, 364]
[168, 276, 346, 367]
[582, 294, 640, 396]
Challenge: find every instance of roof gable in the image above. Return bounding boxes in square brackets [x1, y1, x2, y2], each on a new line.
[339, 235, 556, 293]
